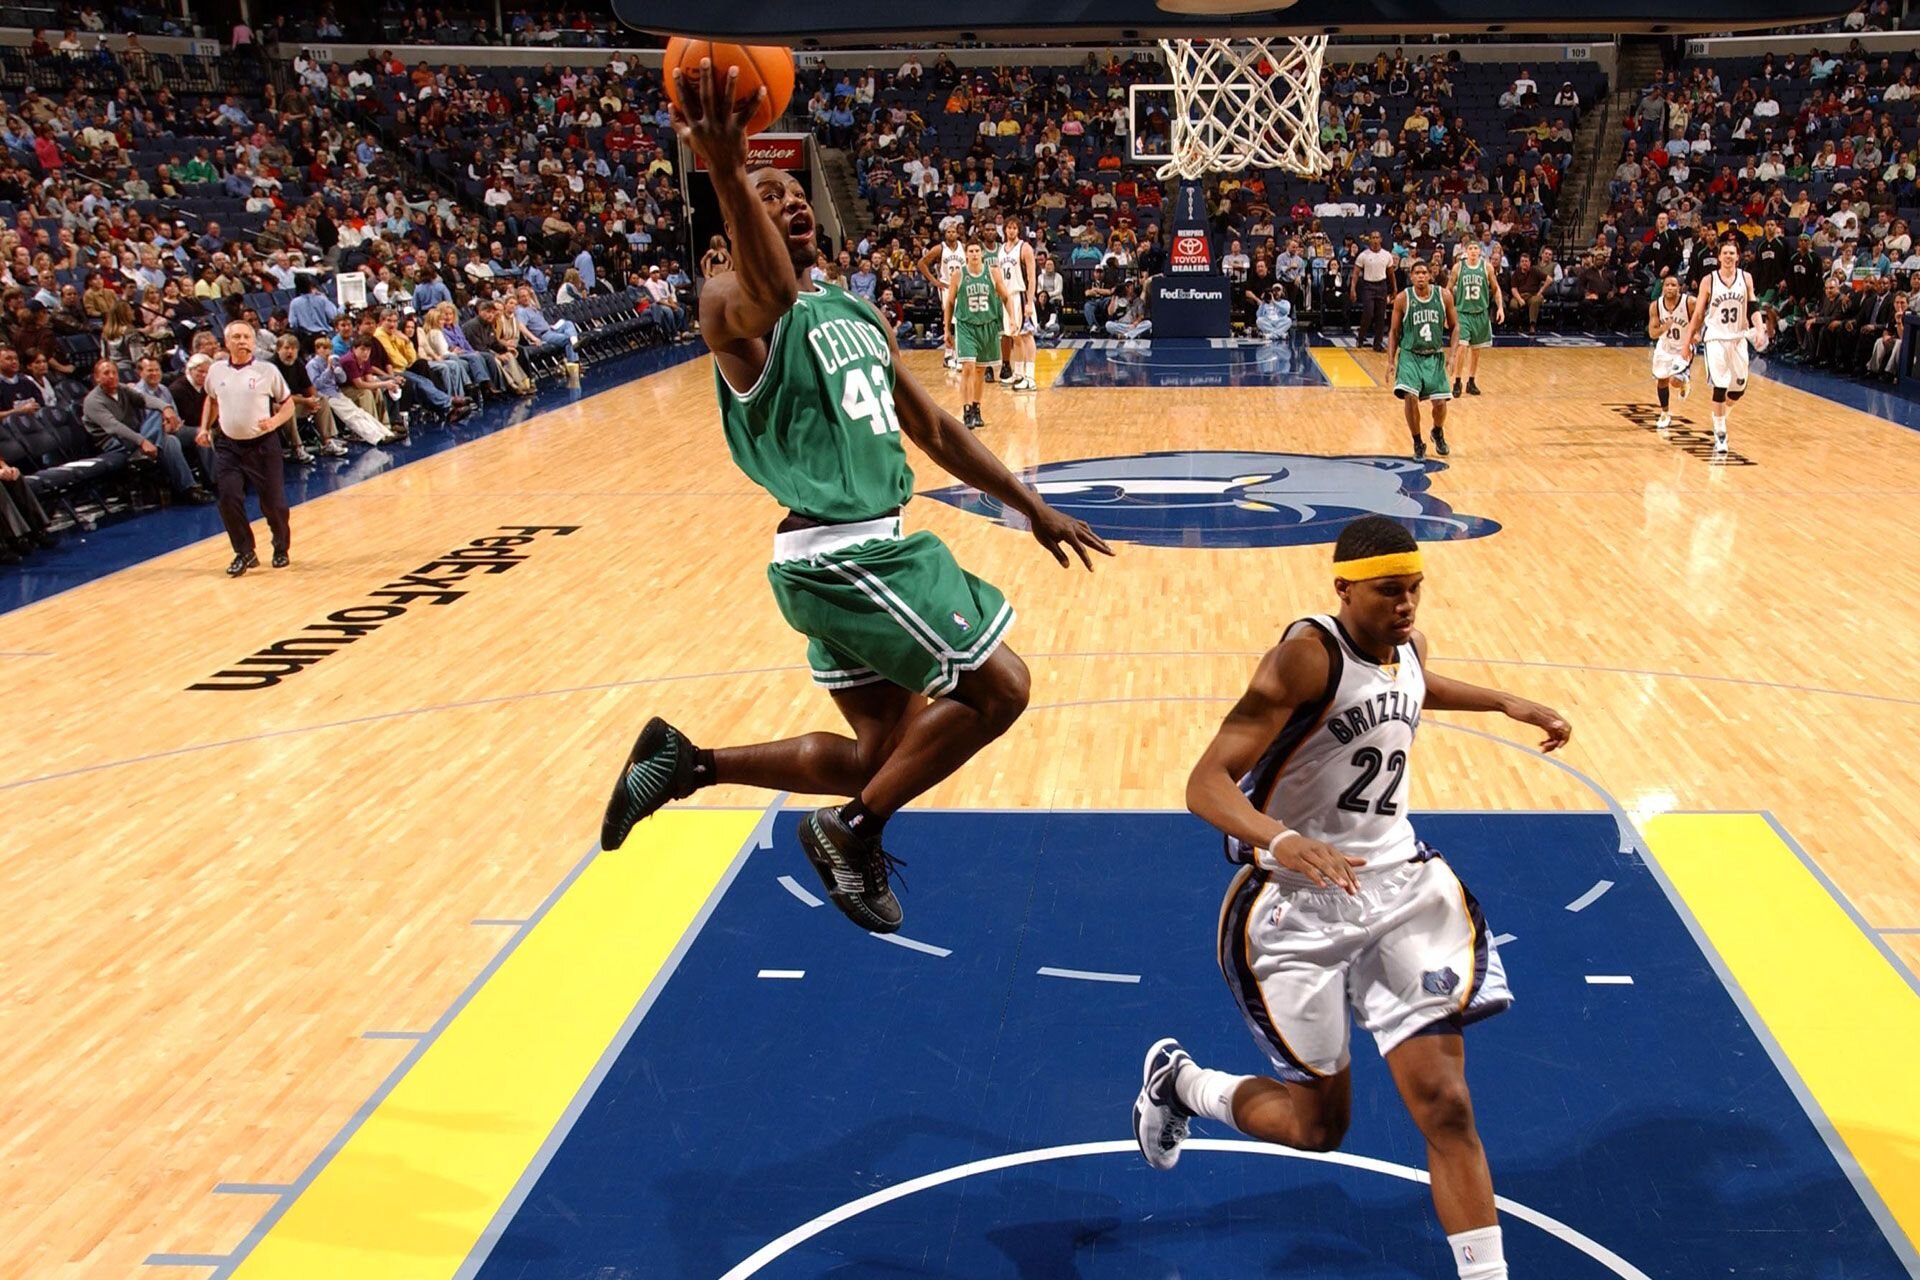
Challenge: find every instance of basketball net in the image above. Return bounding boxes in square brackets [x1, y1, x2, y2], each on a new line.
[1156, 36, 1330, 181]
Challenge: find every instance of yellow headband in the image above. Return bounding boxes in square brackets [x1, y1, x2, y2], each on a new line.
[1333, 550, 1424, 580]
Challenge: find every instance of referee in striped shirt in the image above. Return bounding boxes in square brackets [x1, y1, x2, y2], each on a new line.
[198, 321, 296, 577]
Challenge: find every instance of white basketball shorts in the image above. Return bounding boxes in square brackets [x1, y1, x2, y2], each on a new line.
[1217, 849, 1511, 1081]
[1001, 297, 1032, 338]
[1652, 342, 1693, 382]
[1705, 337, 1750, 391]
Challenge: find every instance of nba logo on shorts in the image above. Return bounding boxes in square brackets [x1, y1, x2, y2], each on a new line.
[951, 611, 971, 631]
[1422, 967, 1459, 996]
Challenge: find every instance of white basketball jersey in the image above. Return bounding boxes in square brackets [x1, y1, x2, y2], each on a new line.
[998, 242, 1026, 295]
[1655, 296, 1690, 352]
[1233, 615, 1424, 872]
[1704, 269, 1750, 342]
[940, 242, 966, 284]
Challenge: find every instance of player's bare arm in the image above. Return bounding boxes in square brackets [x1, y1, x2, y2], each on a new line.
[1411, 631, 1571, 752]
[1187, 635, 1366, 893]
[918, 243, 945, 288]
[1443, 289, 1459, 340]
[1490, 265, 1505, 325]
[873, 307, 1112, 570]
[1386, 292, 1407, 365]
[1647, 300, 1664, 341]
[675, 63, 794, 361]
[1682, 276, 1713, 349]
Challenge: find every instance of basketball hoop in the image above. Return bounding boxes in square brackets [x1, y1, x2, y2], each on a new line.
[1155, 35, 1330, 181]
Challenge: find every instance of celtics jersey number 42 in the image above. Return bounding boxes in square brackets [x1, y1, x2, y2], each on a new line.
[716, 282, 914, 524]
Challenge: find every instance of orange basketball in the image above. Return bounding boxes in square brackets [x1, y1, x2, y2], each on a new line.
[662, 38, 796, 137]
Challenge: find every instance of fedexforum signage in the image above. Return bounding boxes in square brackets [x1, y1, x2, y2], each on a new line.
[189, 525, 580, 691]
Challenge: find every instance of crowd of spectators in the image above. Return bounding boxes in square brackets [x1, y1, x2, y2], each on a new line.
[57, 2, 628, 48]
[0, 38, 698, 570]
[1590, 43, 1920, 382]
[807, 49, 1593, 342]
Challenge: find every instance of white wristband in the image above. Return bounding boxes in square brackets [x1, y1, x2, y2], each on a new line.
[1256, 828, 1293, 870]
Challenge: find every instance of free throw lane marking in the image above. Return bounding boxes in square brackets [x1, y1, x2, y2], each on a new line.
[1036, 966, 1142, 984]
[1645, 812, 1920, 1256]
[1309, 347, 1376, 388]
[1565, 879, 1615, 912]
[226, 809, 760, 1280]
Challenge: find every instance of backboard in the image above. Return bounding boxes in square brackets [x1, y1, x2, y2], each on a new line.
[612, 0, 1859, 45]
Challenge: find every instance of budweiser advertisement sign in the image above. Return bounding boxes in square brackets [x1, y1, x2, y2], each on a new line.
[1170, 228, 1213, 273]
[693, 134, 808, 171]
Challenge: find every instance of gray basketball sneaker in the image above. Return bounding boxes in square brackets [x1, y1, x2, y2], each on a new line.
[1134, 1037, 1195, 1171]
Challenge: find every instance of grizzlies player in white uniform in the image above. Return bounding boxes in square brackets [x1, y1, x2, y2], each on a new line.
[1647, 273, 1694, 429]
[997, 216, 1038, 391]
[1133, 516, 1572, 1280]
[920, 225, 968, 370]
[1681, 238, 1764, 455]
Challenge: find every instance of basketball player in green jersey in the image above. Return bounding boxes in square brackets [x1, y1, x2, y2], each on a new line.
[599, 61, 1112, 934]
[945, 238, 1013, 429]
[1448, 240, 1503, 399]
[1388, 259, 1457, 461]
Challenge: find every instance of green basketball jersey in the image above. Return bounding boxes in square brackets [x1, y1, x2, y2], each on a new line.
[956, 265, 999, 329]
[715, 282, 913, 523]
[1453, 260, 1490, 315]
[1401, 286, 1446, 354]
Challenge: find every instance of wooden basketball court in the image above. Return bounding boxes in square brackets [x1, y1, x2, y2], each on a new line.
[4, 342, 1917, 1277]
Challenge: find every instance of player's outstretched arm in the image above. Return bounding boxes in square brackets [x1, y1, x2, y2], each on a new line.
[1681, 276, 1712, 350]
[1411, 631, 1571, 752]
[671, 62, 795, 347]
[874, 310, 1113, 570]
[1188, 634, 1364, 893]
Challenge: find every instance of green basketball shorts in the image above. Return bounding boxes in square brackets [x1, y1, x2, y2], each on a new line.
[767, 521, 1014, 699]
[956, 320, 1002, 365]
[1457, 309, 1493, 348]
[1394, 350, 1452, 401]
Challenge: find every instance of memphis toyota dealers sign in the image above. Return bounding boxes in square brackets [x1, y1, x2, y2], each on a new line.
[1170, 230, 1213, 273]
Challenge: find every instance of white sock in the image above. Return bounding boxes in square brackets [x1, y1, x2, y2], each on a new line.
[1449, 1225, 1506, 1279]
[1172, 1062, 1249, 1126]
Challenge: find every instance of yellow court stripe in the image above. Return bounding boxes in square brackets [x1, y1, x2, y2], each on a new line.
[1310, 347, 1376, 388]
[1034, 348, 1075, 390]
[229, 809, 763, 1280]
[1644, 813, 1920, 1251]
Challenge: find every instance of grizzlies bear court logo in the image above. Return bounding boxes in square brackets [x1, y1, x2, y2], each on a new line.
[922, 451, 1501, 549]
